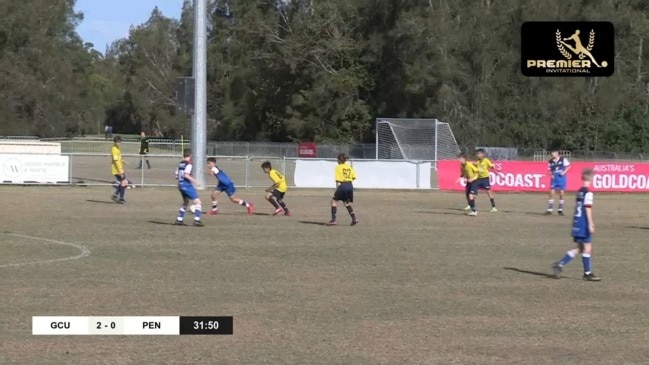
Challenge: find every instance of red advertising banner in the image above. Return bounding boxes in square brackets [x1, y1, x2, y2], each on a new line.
[437, 160, 649, 192]
[298, 142, 317, 158]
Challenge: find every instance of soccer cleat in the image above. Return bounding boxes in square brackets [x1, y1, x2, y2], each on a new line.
[468, 211, 477, 216]
[583, 273, 601, 281]
[490, 207, 498, 212]
[208, 209, 218, 215]
[193, 220, 204, 227]
[551, 262, 562, 279]
[273, 208, 284, 216]
[463, 205, 471, 211]
[326, 220, 337, 226]
[558, 210, 564, 216]
[351, 220, 358, 226]
[111, 195, 119, 203]
[174, 221, 186, 226]
[247, 204, 254, 215]
[118, 199, 126, 204]
[284, 211, 292, 216]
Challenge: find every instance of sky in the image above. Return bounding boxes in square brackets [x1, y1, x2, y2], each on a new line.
[75, 0, 184, 53]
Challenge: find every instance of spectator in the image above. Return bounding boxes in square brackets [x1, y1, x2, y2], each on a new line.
[137, 131, 152, 169]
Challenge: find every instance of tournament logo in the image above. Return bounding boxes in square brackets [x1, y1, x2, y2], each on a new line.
[521, 22, 614, 77]
[3, 158, 23, 178]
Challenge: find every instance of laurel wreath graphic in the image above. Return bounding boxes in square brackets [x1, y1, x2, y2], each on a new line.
[556, 30, 572, 59]
[580, 29, 596, 59]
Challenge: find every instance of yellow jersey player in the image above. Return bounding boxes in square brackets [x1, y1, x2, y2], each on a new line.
[327, 154, 358, 226]
[474, 148, 497, 212]
[262, 161, 290, 216]
[456, 153, 479, 216]
[111, 136, 128, 204]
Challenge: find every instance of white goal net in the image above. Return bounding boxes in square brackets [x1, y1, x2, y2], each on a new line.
[375, 118, 460, 161]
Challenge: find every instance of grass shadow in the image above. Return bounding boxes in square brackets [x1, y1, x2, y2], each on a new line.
[252, 212, 272, 216]
[416, 210, 465, 216]
[147, 220, 180, 226]
[74, 177, 113, 184]
[499, 210, 555, 216]
[298, 220, 329, 226]
[86, 199, 116, 205]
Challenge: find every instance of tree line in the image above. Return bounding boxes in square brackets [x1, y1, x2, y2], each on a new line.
[0, 0, 648, 151]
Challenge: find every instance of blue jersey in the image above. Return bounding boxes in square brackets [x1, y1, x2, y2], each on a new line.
[176, 160, 193, 186]
[210, 165, 233, 186]
[572, 186, 594, 238]
[549, 157, 570, 179]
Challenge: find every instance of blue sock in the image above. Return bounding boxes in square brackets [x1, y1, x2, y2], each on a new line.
[547, 199, 554, 210]
[558, 251, 575, 266]
[559, 200, 564, 211]
[582, 253, 592, 273]
[194, 205, 202, 220]
[114, 184, 120, 196]
[119, 186, 125, 199]
[177, 206, 187, 221]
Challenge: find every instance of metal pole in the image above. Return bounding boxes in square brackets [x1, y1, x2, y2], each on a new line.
[434, 119, 439, 168]
[191, 0, 207, 189]
[375, 119, 379, 159]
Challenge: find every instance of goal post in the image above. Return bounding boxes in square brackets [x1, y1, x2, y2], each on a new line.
[375, 118, 460, 161]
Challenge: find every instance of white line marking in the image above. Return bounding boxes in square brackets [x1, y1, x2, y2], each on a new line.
[0, 233, 91, 268]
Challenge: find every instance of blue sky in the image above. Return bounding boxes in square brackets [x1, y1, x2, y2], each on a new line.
[75, 0, 184, 53]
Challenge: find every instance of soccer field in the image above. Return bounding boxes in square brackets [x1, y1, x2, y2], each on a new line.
[2, 187, 648, 364]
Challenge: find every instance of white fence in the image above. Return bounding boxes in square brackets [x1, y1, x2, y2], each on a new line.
[0, 153, 439, 189]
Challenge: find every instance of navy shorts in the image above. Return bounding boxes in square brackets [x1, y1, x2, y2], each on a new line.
[476, 177, 491, 190]
[573, 236, 592, 244]
[114, 174, 125, 182]
[333, 184, 354, 203]
[216, 183, 236, 197]
[179, 184, 199, 200]
[465, 181, 477, 196]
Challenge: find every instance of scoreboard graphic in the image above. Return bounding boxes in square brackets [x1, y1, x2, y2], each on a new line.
[32, 316, 233, 335]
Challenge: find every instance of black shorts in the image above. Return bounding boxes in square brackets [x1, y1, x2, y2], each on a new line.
[465, 181, 477, 196]
[333, 184, 354, 203]
[114, 174, 126, 182]
[271, 189, 285, 200]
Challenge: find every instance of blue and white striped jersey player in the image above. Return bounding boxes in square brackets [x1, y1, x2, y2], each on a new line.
[546, 150, 571, 215]
[174, 150, 203, 227]
[207, 158, 253, 215]
[552, 168, 600, 281]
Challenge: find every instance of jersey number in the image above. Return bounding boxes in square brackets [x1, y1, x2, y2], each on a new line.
[275, 171, 284, 180]
[575, 203, 582, 217]
[342, 168, 352, 179]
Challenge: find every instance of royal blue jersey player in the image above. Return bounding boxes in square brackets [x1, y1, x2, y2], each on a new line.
[546, 150, 571, 215]
[207, 158, 253, 215]
[174, 150, 203, 226]
[551, 168, 600, 281]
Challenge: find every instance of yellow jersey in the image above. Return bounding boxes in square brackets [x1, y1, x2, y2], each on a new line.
[269, 169, 287, 193]
[475, 158, 493, 179]
[460, 162, 478, 181]
[111, 145, 123, 175]
[335, 163, 356, 183]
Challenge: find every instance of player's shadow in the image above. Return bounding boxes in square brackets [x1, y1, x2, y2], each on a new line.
[252, 212, 271, 216]
[86, 199, 116, 205]
[499, 209, 551, 216]
[298, 220, 329, 226]
[147, 220, 180, 226]
[624, 225, 649, 230]
[504, 267, 580, 280]
[417, 210, 465, 216]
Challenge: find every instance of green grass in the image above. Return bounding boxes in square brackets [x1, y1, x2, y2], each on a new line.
[2, 187, 648, 364]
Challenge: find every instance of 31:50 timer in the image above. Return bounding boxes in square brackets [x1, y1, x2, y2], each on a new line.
[194, 320, 219, 330]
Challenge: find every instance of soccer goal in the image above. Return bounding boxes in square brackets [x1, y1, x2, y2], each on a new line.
[375, 118, 461, 161]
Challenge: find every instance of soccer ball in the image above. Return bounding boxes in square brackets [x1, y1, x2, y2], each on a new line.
[189, 205, 197, 214]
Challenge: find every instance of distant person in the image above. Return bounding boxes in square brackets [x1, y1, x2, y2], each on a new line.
[546, 150, 571, 215]
[261, 161, 290, 216]
[111, 136, 128, 204]
[207, 158, 253, 215]
[107, 126, 113, 139]
[136, 131, 151, 169]
[327, 154, 358, 226]
[474, 149, 497, 212]
[456, 153, 478, 216]
[174, 149, 203, 226]
[551, 168, 600, 281]
[104, 125, 109, 141]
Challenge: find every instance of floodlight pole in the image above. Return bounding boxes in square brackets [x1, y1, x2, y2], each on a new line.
[191, 0, 208, 189]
